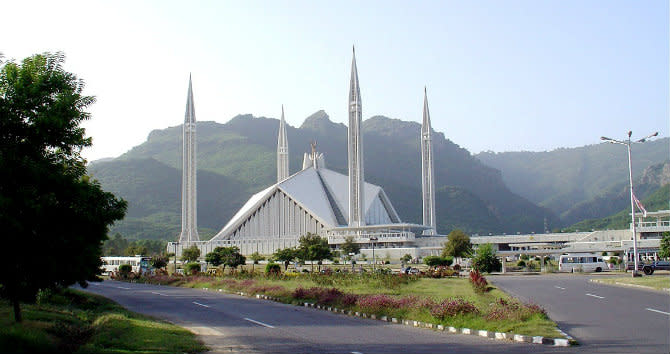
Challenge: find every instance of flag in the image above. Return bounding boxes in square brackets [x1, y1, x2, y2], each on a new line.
[632, 191, 647, 217]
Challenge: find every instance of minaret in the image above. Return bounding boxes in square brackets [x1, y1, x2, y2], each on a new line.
[348, 47, 365, 227]
[179, 75, 199, 243]
[421, 87, 436, 235]
[277, 105, 289, 182]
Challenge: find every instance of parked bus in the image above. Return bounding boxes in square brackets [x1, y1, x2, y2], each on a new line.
[101, 256, 151, 276]
[558, 253, 607, 272]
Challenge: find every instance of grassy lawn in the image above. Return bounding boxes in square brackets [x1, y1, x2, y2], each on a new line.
[0, 288, 207, 353]
[140, 272, 562, 339]
[594, 275, 670, 290]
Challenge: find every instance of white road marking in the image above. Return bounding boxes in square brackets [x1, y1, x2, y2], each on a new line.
[193, 301, 210, 308]
[646, 308, 670, 316]
[351, 352, 364, 354]
[585, 293, 605, 299]
[115, 286, 131, 290]
[243, 317, 275, 328]
[151, 291, 169, 296]
[554, 286, 565, 290]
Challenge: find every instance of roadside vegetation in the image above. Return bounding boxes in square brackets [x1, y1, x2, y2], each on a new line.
[129, 270, 561, 338]
[594, 275, 670, 291]
[0, 288, 206, 353]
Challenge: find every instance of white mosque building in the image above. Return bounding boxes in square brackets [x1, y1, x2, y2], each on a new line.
[170, 48, 444, 258]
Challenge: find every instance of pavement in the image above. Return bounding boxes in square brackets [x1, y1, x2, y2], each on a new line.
[489, 273, 670, 354]
[81, 280, 569, 354]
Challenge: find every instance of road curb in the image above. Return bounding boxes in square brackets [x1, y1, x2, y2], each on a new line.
[200, 286, 575, 347]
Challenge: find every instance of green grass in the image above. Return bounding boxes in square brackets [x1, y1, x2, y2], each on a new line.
[141, 273, 563, 339]
[594, 275, 670, 290]
[0, 289, 207, 353]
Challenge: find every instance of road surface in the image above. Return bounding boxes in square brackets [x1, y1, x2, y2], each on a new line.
[489, 273, 670, 354]
[82, 280, 567, 354]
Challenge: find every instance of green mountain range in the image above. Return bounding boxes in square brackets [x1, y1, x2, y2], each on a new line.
[88, 111, 558, 240]
[476, 138, 669, 223]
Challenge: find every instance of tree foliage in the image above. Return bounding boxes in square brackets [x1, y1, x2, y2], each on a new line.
[423, 256, 454, 267]
[205, 246, 245, 273]
[442, 229, 472, 258]
[659, 232, 670, 259]
[0, 53, 127, 322]
[297, 233, 332, 272]
[340, 236, 361, 261]
[180, 245, 201, 262]
[471, 243, 501, 273]
[149, 255, 168, 270]
[272, 247, 297, 270]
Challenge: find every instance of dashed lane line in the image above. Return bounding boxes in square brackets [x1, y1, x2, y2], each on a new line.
[243, 317, 275, 328]
[151, 291, 169, 296]
[646, 308, 670, 316]
[115, 286, 131, 290]
[554, 286, 566, 290]
[585, 293, 605, 299]
[193, 301, 211, 308]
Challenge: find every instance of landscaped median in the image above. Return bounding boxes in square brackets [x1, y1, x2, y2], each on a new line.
[0, 288, 207, 353]
[130, 271, 574, 346]
[591, 275, 670, 292]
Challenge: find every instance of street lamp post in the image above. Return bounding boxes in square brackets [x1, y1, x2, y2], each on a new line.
[173, 241, 179, 275]
[601, 131, 658, 277]
[369, 236, 378, 272]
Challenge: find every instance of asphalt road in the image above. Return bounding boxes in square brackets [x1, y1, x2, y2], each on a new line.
[81, 280, 568, 354]
[489, 274, 670, 354]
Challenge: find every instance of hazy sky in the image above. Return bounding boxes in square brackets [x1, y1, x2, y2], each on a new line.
[3, 0, 668, 161]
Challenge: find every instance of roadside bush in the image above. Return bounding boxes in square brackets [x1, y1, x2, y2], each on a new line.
[184, 262, 201, 275]
[516, 260, 526, 267]
[430, 298, 479, 319]
[486, 298, 546, 321]
[118, 264, 132, 278]
[265, 263, 281, 275]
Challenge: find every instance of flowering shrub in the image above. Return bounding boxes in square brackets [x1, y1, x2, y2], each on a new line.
[486, 298, 546, 321]
[469, 270, 488, 293]
[430, 298, 479, 319]
[357, 294, 398, 313]
[340, 293, 358, 306]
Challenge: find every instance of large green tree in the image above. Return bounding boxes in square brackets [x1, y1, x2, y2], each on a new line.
[205, 246, 245, 273]
[0, 53, 127, 322]
[297, 233, 332, 272]
[272, 247, 297, 270]
[471, 243, 502, 273]
[442, 229, 473, 258]
[181, 245, 201, 262]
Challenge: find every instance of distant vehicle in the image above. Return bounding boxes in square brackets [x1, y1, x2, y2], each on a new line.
[402, 267, 420, 275]
[101, 256, 151, 276]
[637, 261, 670, 275]
[558, 253, 608, 272]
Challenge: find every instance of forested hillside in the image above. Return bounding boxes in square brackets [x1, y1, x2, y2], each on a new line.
[89, 111, 557, 240]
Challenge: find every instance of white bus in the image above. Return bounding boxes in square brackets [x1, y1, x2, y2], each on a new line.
[101, 256, 151, 276]
[558, 253, 608, 272]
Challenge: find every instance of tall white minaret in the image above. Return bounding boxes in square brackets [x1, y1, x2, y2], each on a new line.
[179, 75, 199, 243]
[348, 47, 365, 227]
[277, 105, 289, 182]
[421, 87, 436, 235]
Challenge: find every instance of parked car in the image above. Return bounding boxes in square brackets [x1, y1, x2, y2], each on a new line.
[643, 261, 670, 275]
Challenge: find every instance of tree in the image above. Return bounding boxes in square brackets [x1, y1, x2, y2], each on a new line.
[273, 247, 297, 270]
[400, 254, 413, 264]
[0, 53, 127, 322]
[442, 229, 472, 258]
[471, 244, 502, 273]
[249, 252, 265, 272]
[205, 246, 245, 274]
[181, 245, 201, 262]
[659, 232, 670, 259]
[297, 233, 332, 272]
[150, 255, 168, 270]
[124, 245, 148, 256]
[340, 236, 360, 264]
